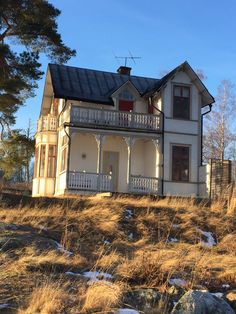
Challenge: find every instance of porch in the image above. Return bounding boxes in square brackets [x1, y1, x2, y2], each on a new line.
[58, 132, 162, 196]
[67, 171, 159, 194]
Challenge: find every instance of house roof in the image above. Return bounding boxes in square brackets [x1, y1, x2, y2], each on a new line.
[41, 62, 214, 115]
[49, 63, 159, 105]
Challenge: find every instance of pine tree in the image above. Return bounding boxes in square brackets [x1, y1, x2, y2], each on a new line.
[0, 0, 76, 136]
[0, 128, 35, 181]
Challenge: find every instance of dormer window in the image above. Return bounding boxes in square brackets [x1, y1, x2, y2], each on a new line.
[173, 85, 190, 120]
[118, 89, 134, 111]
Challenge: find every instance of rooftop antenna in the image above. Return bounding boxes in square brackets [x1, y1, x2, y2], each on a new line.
[115, 51, 141, 67]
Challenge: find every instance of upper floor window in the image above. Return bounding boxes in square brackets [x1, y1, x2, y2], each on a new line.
[173, 85, 190, 120]
[172, 145, 190, 182]
[118, 89, 134, 112]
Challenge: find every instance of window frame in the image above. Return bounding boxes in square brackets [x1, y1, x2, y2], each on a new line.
[172, 84, 191, 120]
[171, 144, 190, 182]
[34, 146, 39, 178]
[47, 145, 57, 178]
[39, 144, 46, 177]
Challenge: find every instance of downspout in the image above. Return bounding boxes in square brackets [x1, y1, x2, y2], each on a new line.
[148, 96, 165, 197]
[201, 104, 212, 165]
[200, 103, 212, 198]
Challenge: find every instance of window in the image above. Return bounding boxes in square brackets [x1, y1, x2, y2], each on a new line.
[48, 145, 56, 177]
[172, 145, 190, 181]
[60, 147, 67, 172]
[119, 89, 134, 111]
[39, 145, 46, 177]
[173, 85, 190, 119]
[34, 147, 39, 177]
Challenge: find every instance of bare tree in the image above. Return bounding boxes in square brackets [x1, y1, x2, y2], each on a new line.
[204, 80, 236, 161]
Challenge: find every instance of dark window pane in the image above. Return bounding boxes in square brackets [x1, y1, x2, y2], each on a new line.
[172, 146, 189, 181]
[174, 86, 181, 97]
[173, 85, 190, 120]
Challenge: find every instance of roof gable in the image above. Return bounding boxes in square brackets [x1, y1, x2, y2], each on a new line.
[144, 61, 215, 106]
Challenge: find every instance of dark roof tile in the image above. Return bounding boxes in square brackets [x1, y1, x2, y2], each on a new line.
[49, 64, 159, 105]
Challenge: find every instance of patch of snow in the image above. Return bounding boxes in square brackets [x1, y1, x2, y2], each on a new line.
[211, 292, 223, 298]
[172, 224, 179, 229]
[0, 304, 8, 309]
[222, 284, 230, 289]
[65, 271, 81, 276]
[103, 240, 110, 245]
[116, 309, 140, 314]
[54, 241, 73, 257]
[38, 224, 47, 233]
[125, 209, 133, 219]
[169, 237, 178, 243]
[197, 228, 216, 247]
[82, 271, 113, 284]
[169, 278, 187, 287]
[128, 232, 133, 240]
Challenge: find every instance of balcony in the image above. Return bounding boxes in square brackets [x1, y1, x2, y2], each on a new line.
[37, 115, 57, 132]
[129, 175, 159, 194]
[69, 106, 161, 132]
[68, 171, 112, 192]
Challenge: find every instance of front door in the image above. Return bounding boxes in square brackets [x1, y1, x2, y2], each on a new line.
[103, 151, 119, 192]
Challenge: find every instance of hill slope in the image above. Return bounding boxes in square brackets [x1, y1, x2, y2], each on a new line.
[0, 194, 235, 313]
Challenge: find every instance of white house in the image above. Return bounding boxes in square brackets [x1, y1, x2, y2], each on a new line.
[32, 61, 214, 198]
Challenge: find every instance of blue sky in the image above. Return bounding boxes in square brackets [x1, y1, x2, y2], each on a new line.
[15, 0, 236, 131]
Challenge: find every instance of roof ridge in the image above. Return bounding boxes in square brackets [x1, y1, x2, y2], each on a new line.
[48, 63, 160, 81]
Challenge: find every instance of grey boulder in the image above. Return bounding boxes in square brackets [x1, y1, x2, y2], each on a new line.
[171, 290, 234, 314]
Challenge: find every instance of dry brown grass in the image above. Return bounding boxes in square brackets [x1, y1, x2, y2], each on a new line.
[0, 193, 235, 313]
[18, 282, 69, 314]
[82, 281, 123, 313]
[3, 249, 86, 276]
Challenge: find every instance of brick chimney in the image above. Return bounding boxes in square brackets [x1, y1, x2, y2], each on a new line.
[117, 66, 131, 75]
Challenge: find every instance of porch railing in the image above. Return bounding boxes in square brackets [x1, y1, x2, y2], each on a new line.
[37, 115, 57, 132]
[68, 171, 112, 192]
[70, 106, 161, 132]
[130, 175, 159, 194]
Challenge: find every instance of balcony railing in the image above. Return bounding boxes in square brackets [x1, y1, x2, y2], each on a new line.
[130, 175, 159, 194]
[69, 106, 161, 132]
[68, 171, 112, 192]
[37, 115, 57, 132]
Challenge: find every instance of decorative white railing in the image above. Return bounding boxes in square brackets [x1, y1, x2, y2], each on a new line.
[130, 175, 159, 194]
[70, 106, 161, 131]
[37, 115, 57, 132]
[68, 171, 112, 192]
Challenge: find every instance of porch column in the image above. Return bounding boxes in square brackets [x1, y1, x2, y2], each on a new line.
[124, 137, 135, 190]
[95, 134, 104, 191]
[152, 138, 162, 194]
